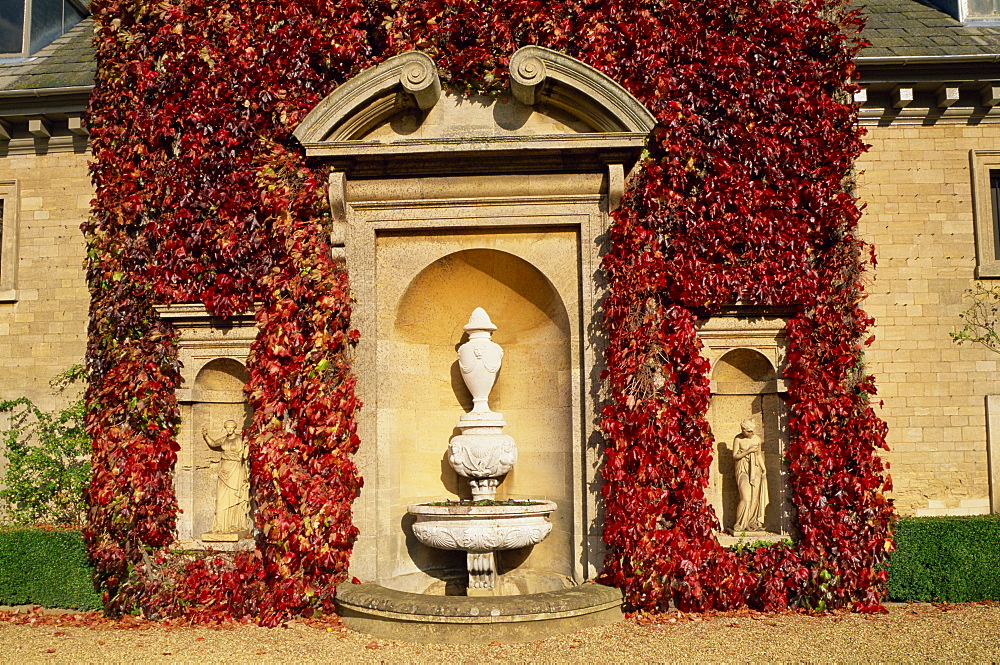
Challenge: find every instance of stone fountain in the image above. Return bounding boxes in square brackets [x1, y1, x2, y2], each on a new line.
[407, 308, 556, 595]
[336, 306, 622, 641]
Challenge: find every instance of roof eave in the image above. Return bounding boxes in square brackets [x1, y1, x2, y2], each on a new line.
[0, 84, 94, 99]
[856, 53, 1000, 65]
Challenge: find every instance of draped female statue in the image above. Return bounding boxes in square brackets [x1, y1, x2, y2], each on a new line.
[732, 419, 767, 533]
[202, 419, 250, 540]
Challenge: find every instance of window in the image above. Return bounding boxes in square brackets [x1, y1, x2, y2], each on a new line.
[0, 2, 26, 54]
[0, 181, 18, 302]
[0, 0, 86, 57]
[993, 170, 1000, 262]
[973, 151, 1000, 278]
[966, 0, 1000, 22]
[930, 0, 1000, 24]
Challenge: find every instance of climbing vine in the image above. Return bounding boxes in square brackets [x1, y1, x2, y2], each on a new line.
[84, 0, 891, 622]
[84, 0, 378, 623]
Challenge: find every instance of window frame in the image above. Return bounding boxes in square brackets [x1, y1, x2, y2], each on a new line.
[0, 180, 18, 302]
[1, 0, 88, 58]
[971, 150, 1000, 278]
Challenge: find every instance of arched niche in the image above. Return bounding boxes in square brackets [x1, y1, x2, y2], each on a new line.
[708, 348, 787, 535]
[154, 303, 258, 549]
[381, 247, 574, 591]
[194, 358, 249, 392]
[190, 358, 253, 542]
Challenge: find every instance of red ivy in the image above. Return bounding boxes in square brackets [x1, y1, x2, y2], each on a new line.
[84, 0, 380, 623]
[83, 0, 891, 622]
[595, 0, 892, 612]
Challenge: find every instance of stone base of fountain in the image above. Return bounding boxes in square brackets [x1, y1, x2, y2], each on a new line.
[336, 581, 624, 644]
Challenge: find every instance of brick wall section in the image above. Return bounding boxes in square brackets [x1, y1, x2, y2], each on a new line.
[0, 149, 92, 414]
[857, 125, 1000, 516]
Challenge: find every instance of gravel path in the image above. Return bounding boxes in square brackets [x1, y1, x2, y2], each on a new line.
[0, 602, 997, 662]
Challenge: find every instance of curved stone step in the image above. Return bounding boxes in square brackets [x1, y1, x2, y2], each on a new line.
[336, 581, 624, 644]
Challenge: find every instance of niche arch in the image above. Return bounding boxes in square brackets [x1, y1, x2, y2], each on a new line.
[380, 246, 575, 589]
[709, 348, 788, 535]
[714, 348, 775, 386]
[190, 357, 253, 542]
[194, 358, 249, 392]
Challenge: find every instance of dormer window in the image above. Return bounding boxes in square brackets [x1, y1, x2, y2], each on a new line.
[929, 0, 1000, 25]
[0, 0, 88, 57]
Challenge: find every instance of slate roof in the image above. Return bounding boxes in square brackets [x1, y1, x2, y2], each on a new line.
[0, 18, 95, 93]
[0, 3, 998, 95]
[857, 0, 1000, 59]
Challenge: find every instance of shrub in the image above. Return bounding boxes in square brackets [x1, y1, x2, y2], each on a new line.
[888, 515, 1000, 602]
[0, 366, 90, 527]
[0, 527, 101, 610]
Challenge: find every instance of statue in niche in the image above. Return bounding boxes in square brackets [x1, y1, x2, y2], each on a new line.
[732, 419, 768, 533]
[201, 420, 250, 541]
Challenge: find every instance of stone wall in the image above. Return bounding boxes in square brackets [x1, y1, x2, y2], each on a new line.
[2, 124, 999, 520]
[0, 145, 92, 414]
[857, 124, 1000, 516]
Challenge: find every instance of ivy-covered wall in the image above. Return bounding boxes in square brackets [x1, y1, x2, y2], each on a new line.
[84, 0, 891, 622]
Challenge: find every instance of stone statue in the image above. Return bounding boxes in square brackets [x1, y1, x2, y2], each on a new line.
[202, 419, 250, 540]
[732, 419, 767, 533]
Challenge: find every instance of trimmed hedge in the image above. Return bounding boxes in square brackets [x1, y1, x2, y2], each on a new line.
[888, 515, 1000, 602]
[2, 517, 998, 610]
[0, 528, 102, 610]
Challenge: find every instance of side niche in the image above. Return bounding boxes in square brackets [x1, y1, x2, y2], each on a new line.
[191, 359, 253, 543]
[697, 312, 795, 544]
[155, 304, 258, 550]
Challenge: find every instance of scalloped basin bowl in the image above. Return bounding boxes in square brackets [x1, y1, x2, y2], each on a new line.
[407, 501, 556, 552]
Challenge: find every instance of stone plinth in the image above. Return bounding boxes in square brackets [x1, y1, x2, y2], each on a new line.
[336, 582, 623, 644]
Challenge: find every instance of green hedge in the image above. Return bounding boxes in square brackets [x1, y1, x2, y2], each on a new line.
[0, 528, 102, 610]
[3, 517, 999, 609]
[888, 514, 1000, 602]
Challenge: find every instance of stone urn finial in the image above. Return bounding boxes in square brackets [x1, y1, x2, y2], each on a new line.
[458, 307, 503, 414]
[448, 308, 516, 500]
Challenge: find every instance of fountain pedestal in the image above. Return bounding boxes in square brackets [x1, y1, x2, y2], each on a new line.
[448, 411, 516, 502]
[407, 308, 556, 594]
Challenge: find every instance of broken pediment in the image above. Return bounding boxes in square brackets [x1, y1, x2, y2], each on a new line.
[292, 46, 656, 177]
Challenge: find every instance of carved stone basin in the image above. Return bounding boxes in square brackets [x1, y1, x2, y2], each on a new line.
[408, 500, 557, 593]
[408, 501, 556, 553]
